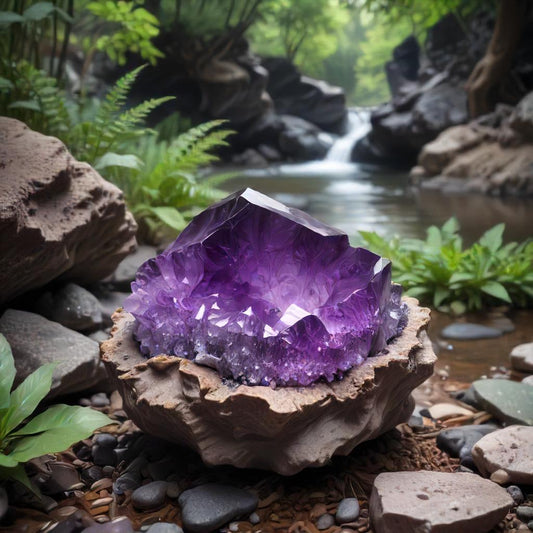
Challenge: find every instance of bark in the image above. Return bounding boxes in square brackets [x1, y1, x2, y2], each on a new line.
[466, 0, 529, 118]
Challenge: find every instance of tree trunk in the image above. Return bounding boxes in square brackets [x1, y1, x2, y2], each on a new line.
[466, 0, 529, 118]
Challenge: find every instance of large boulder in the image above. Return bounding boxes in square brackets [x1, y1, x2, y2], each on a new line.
[102, 297, 436, 475]
[0, 118, 137, 305]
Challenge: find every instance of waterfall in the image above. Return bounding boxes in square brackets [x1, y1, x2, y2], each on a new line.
[325, 109, 370, 162]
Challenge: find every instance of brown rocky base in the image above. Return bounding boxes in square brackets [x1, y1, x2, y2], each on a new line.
[102, 297, 436, 475]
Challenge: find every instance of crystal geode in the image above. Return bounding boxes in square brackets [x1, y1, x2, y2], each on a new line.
[125, 188, 407, 386]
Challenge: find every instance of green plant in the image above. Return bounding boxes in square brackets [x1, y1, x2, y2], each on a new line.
[0, 334, 113, 491]
[360, 218, 533, 313]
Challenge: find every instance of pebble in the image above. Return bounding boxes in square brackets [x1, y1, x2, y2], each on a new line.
[472, 379, 533, 425]
[428, 402, 474, 420]
[82, 516, 134, 533]
[166, 482, 180, 499]
[517, 506, 533, 522]
[507, 486, 525, 505]
[94, 434, 118, 448]
[450, 386, 481, 409]
[369, 471, 513, 533]
[249, 512, 260, 525]
[131, 481, 168, 510]
[178, 483, 258, 533]
[441, 323, 502, 340]
[316, 513, 335, 529]
[145, 523, 184, 533]
[472, 425, 533, 484]
[92, 445, 117, 467]
[107, 246, 158, 290]
[511, 342, 533, 373]
[102, 466, 115, 477]
[91, 393, 110, 407]
[336, 497, 360, 524]
[82, 465, 104, 485]
[436, 424, 498, 468]
[114, 473, 142, 495]
[0, 486, 7, 521]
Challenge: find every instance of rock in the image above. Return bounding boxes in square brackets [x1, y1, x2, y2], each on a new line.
[92, 445, 116, 467]
[0, 309, 105, 398]
[278, 115, 332, 161]
[81, 466, 104, 486]
[232, 148, 268, 167]
[522, 375, 533, 386]
[472, 425, 533, 485]
[0, 486, 7, 521]
[106, 246, 157, 291]
[0, 117, 136, 305]
[336, 498, 360, 524]
[369, 471, 513, 533]
[249, 512, 260, 525]
[102, 298, 436, 474]
[113, 473, 141, 495]
[436, 424, 498, 469]
[385, 36, 420, 97]
[440, 323, 502, 340]
[509, 91, 533, 141]
[34, 283, 103, 331]
[450, 386, 481, 409]
[428, 402, 474, 420]
[166, 482, 180, 499]
[316, 513, 335, 530]
[131, 481, 168, 510]
[92, 290, 129, 326]
[146, 524, 183, 533]
[516, 506, 533, 522]
[510, 342, 533, 373]
[91, 393, 110, 407]
[472, 379, 533, 425]
[82, 517, 134, 533]
[28, 459, 82, 495]
[507, 485, 525, 505]
[178, 483, 258, 533]
[88, 330, 110, 344]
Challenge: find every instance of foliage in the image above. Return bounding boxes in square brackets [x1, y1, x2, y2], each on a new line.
[360, 218, 533, 313]
[0, 335, 113, 491]
[84, 1, 163, 66]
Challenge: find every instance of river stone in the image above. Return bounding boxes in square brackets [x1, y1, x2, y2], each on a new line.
[369, 471, 513, 533]
[34, 283, 103, 331]
[472, 425, 533, 485]
[0, 117, 136, 305]
[82, 517, 134, 533]
[510, 342, 533, 373]
[440, 323, 502, 340]
[472, 379, 533, 426]
[336, 497, 360, 524]
[105, 246, 158, 290]
[0, 309, 105, 398]
[522, 375, 533, 386]
[178, 483, 258, 533]
[146, 524, 184, 533]
[316, 513, 335, 530]
[131, 481, 168, 510]
[517, 506, 533, 522]
[102, 297, 436, 474]
[436, 424, 498, 468]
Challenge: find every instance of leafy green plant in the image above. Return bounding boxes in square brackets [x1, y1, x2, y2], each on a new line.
[360, 218, 533, 313]
[0, 334, 113, 491]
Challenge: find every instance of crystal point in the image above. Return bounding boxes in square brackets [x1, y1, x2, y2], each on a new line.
[125, 188, 407, 386]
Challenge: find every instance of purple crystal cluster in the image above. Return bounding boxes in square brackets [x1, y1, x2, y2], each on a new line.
[125, 189, 407, 386]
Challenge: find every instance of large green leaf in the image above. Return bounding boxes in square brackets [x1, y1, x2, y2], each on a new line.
[95, 152, 143, 171]
[0, 11, 25, 25]
[479, 223, 505, 253]
[0, 453, 17, 468]
[147, 206, 186, 231]
[8, 100, 41, 111]
[481, 281, 511, 303]
[0, 334, 16, 410]
[23, 2, 55, 21]
[0, 464, 35, 492]
[8, 405, 113, 463]
[2, 363, 55, 437]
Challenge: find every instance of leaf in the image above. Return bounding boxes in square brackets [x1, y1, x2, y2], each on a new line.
[441, 217, 459, 235]
[2, 363, 56, 437]
[0, 334, 16, 410]
[433, 286, 450, 308]
[0, 76, 14, 91]
[8, 100, 41, 111]
[449, 272, 476, 284]
[8, 405, 113, 463]
[147, 206, 186, 231]
[479, 223, 505, 253]
[0, 454, 18, 468]
[95, 152, 143, 170]
[0, 464, 35, 493]
[481, 281, 511, 303]
[0, 11, 25, 25]
[23, 2, 55, 21]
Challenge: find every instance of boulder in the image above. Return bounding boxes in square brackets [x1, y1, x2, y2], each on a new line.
[510, 342, 533, 373]
[370, 471, 513, 533]
[385, 36, 420, 97]
[0, 309, 106, 398]
[101, 297, 435, 475]
[278, 115, 333, 161]
[0, 118, 137, 305]
[509, 91, 533, 141]
[472, 425, 533, 485]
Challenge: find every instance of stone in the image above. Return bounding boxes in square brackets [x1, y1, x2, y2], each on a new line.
[131, 481, 168, 510]
[125, 189, 407, 387]
[510, 342, 533, 373]
[336, 498, 360, 524]
[436, 424, 498, 469]
[113, 473, 141, 495]
[316, 513, 335, 530]
[440, 323, 502, 340]
[92, 445, 116, 467]
[102, 296, 435, 474]
[81, 466, 104, 486]
[0, 486, 7, 521]
[522, 375, 533, 386]
[472, 425, 533, 485]
[472, 379, 533, 425]
[507, 486, 525, 505]
[146, 524, 183, 533]
[249, 512, 260, 525]
[105, 246, 158, 291]
[0, 117, 136, 305]
[509, 91, 533, 141]
[29, 459, 83, 495]
[35, 283, 103, 331]
[91, 393, 110, 407]
[0, 309, 105, 398]
[178, 483, 258, 533]
[278, 115, 332, 161]
[82, 517, 134, 533]
[517, 506, 533, 522]
[369, 471, 513, 533]
[428, 402, 474, 420]
[450, 386, 481, 409]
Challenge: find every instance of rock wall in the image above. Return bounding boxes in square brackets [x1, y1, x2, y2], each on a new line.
[353, 11, 533, 167]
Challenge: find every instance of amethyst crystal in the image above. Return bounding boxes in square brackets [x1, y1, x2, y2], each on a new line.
[125, 189, 407, 386]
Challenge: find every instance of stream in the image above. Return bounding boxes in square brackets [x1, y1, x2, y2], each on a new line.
[220, 109, 533, 388]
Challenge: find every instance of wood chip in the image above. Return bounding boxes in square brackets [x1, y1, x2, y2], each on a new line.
[91, 497, 113, 508]
[90, 478, 113, 491]
[89, 505, 110, 516]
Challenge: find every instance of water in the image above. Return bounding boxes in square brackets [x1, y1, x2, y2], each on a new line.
[325, 109, 370, 162]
